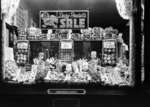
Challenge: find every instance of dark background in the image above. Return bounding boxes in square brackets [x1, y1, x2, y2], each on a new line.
[0, 95, 150, 107]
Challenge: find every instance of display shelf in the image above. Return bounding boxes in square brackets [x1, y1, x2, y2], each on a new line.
[73, 39, 102, 41]
[28, 39, 102, 42]
[29, 40, 60, 42]
[17, 40, 29, 42]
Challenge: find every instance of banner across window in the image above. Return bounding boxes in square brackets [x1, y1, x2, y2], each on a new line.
[40, 10, 89, 29]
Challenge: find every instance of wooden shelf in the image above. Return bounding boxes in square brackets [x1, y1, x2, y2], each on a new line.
[28, 40, 103, 42]
[74, 40, 102, 41]
[17, 40, 29, 42]
[29, 40, 60, 42]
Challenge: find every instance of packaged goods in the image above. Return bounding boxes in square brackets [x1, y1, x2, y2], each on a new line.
[4, 60, 19, 80]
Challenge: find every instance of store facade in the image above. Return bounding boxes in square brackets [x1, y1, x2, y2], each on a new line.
[0, 0, 146, 95]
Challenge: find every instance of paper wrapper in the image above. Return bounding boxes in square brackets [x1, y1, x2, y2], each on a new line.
[36, 64, 47, 80]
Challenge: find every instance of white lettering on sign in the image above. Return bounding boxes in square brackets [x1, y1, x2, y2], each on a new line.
[60, 19, 66, 28]
[59, 19, 85, 29]
[80, 18, 85, 28]
[66, 19, 73, 28]
[74, 19, 79, 28]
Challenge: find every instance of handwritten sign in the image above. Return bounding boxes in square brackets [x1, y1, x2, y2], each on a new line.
[103, 41, 115, 48]
[40, 10, 89, 29]
[61, 41, 73, 49]
[4, 47, 14, 61]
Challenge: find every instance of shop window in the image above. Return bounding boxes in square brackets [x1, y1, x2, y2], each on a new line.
[1, 0, 143, 87]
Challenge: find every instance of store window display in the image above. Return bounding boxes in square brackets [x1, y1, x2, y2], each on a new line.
[2, 25, 131, 85]
[1, 0, 138, 87]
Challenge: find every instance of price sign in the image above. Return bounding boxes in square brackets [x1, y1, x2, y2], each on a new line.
[103, 41, 115, 48]
[4, 47, 14, 61]
[40, 10, 89, 29]
[61, 41, 73, 49]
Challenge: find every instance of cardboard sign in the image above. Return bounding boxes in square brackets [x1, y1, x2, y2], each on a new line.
[40, 10, 89, 29]
[4, 47, 14, 61]
[61, 41, 73, 49]
[103, 41, 115, 48]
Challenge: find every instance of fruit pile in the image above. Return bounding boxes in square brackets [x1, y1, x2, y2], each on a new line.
[103, 27, 118, 39]
[24, 26, 121, 41]
[4, 58, 130, 86]
[45, 70, 65, 82]
[15, 67, 29, 82]
[71, 33, 81, 40]
[44, 59, 95, 83]
[4, 60, 19, 80]
[71, 72, 92, 83]
[16, 42, 29, 65]
[27, 27, 41, 40]
[80, 28, 92, 40]
[18, 29, 27, 40]
[98, 65, 130, 86]
[92, 27, 103, 40]
[16, 54, 27, 64]
[44, 69, 92, 83]
[102, 48, 116, 65]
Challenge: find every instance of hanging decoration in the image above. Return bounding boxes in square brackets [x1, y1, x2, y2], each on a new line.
[115, 0, 132, 20]
[2, 0, 20, 24]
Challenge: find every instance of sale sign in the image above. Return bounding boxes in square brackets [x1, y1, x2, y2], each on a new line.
[40, 10, 89, 29]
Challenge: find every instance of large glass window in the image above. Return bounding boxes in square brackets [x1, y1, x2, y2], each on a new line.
[1, 0, 142, 86]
